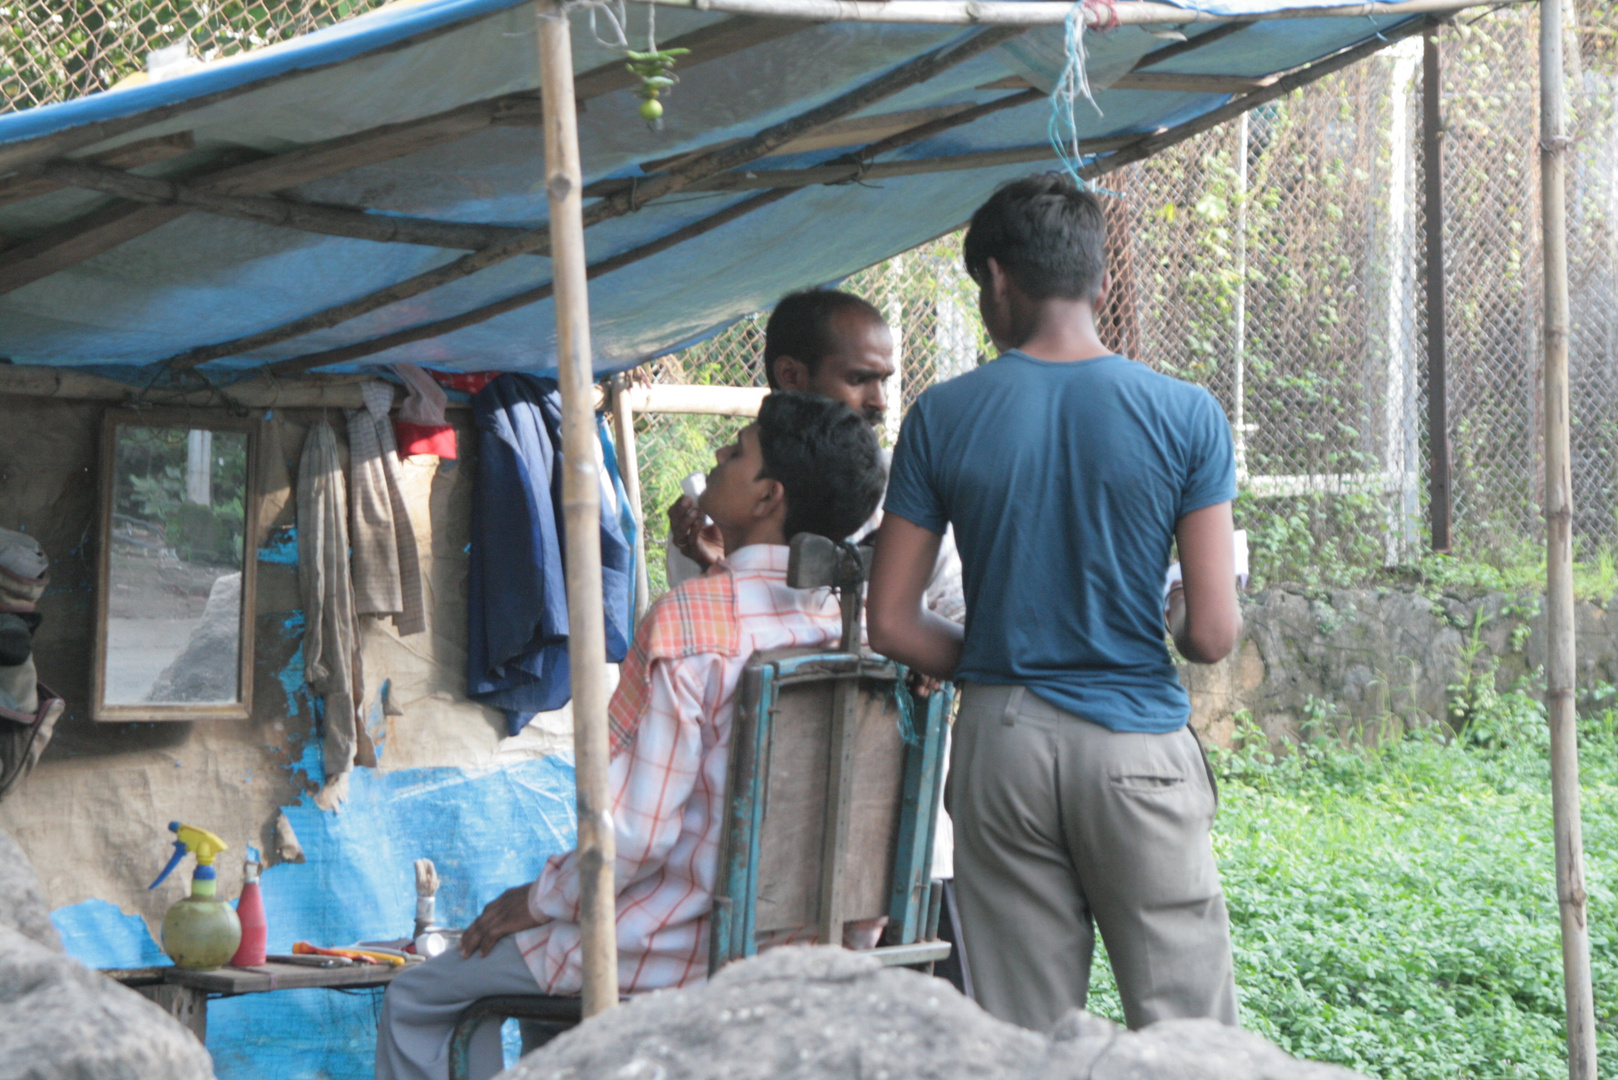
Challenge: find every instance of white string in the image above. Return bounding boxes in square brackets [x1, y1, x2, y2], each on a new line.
[559, 0, 629, 49]
[1047, 0, 1103, 188]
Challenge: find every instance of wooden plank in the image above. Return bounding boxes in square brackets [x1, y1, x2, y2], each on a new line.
[0, 132, 196, 207]
[752, 667, 906, 934]
[1110, 71, 1279, 93]
[609, 375, 653, 624]
[639, 0, 1531, 26]
[816, 673, 861, 947]
[40, 159, 528, 251]
[0, 16, 808, 297]
[155, 24, 1023, 372]
[259, 189, 792, 377]
[1127, 22, 1248, 72]
[161, 960, 405, 994]
[639, 104, 977, 172]
[133, 983, 208, 1043]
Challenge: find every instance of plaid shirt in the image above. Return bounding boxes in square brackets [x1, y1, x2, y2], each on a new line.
[513, 544, 847, 994]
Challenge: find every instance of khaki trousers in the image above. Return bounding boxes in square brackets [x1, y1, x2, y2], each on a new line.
[948, 683, 1239, 1033]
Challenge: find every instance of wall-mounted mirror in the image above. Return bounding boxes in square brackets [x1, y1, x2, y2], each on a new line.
[93, 410, 260, 722]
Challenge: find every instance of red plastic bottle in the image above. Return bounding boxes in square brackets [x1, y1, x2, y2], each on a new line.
[229, 848, 268, 968]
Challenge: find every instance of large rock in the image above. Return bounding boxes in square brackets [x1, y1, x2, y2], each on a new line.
[0, 827, 215, 1080]
[0, 826, 60, 951]
[501, 946, 1366, 1080]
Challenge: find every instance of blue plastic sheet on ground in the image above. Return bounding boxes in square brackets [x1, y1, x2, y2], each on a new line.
[52, 754, 577, 1079]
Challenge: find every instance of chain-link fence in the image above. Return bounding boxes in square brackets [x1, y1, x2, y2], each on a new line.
[633, 5, 1618, 597]
[1, 0, 388, 113]
[8, 0, 1616, 593]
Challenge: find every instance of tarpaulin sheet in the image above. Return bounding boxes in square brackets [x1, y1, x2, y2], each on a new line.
[0, 0, 1425, 377]
[51, 753, 578, 1079]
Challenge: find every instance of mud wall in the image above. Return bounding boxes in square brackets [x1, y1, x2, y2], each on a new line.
[0, 392, 575, 932]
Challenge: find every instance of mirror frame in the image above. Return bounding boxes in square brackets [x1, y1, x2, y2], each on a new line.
[92, 408, 261, 722]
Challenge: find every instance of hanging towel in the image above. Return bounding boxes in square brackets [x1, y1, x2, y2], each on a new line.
[347, 381, 426, 636]
[468, 374, 633, 735]
[391, 362, 458, 460]
[296, 421, 363, 791]
[598, 413, 638, 625]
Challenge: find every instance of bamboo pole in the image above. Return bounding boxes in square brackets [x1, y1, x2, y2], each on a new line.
[635, 0, 1531, 26]
[539, 0, 619, 1018]
[1540, 0, 1596, 1071]
[610, 374, 653, 624]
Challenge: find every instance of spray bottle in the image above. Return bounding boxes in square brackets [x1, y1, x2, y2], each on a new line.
[228, 845, 268, 968]
[149, 822, 241, 969]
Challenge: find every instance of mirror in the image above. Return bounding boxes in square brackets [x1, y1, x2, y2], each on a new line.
[94, 410, 259, 722]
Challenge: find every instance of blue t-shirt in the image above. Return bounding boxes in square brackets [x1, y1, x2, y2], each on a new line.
[884, 351, 1236, 733]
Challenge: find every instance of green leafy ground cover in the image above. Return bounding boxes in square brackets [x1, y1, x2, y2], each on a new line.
[1083, 702, 1618, 1079]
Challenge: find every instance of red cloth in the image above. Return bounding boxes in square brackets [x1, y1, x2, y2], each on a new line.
[428, 371, 501, 395]
[394, 421, 458, 460]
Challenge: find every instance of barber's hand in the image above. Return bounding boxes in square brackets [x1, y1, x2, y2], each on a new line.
[668, 495, 723, 571]
[460, 884, 544, 958]
[907, 669, 943, 699]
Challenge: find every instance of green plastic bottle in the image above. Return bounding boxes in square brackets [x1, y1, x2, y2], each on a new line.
[149, 822, 242, 970]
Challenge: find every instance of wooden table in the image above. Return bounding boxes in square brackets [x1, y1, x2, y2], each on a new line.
[105, 960, 406, 1041]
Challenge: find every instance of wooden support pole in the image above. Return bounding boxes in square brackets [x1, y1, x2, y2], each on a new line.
[539, 0, 618, 1018]
[1540, 0, 1596, 1071]
[1422, 29, 1452, 552]
[609, 374, 653, 623]
[636, 0, 1531, 24]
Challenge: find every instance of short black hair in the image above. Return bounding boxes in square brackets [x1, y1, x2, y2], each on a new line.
[963, 172, 1108, 302]
[755, 391, 885, 542]
[763, 290, 886, 391]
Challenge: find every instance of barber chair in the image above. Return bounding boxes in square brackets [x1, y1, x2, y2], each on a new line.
[448, 534, 951, 1080]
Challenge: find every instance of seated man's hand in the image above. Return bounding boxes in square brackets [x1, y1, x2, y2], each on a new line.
[668, 495, 723, 572]
[460, 884, 544, 958]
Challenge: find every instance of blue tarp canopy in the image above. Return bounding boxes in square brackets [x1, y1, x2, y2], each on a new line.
[0, 0, 1432, 379]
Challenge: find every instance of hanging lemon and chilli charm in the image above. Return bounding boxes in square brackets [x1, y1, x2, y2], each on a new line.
[627, 47, 688, 125]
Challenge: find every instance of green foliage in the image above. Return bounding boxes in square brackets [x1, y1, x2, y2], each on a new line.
[1081, 699, 1618, 1079]
[114, 425, 246, 567]
[2, 0, 388, 112]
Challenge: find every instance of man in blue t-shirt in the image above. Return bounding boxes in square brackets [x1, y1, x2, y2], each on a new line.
[869, 173, 1243, 1033]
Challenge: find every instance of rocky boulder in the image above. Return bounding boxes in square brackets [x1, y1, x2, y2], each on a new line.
[0, 826, 215, 1080]
[501, 946, 1366, 1080]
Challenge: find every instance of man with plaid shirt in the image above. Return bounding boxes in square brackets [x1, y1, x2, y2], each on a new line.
[377, 392, 887, 1080]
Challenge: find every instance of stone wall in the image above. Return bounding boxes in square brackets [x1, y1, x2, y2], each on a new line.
[1184, 585, 1618, 748]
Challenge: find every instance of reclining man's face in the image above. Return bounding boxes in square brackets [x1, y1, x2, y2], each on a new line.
[698, 423, 779, 536]
[779, 311, 895, 428]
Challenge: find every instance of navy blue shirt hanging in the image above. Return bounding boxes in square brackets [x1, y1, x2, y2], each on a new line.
[468, 374, 633, 734]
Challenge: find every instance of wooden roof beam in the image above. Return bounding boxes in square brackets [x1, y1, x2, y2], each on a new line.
[260, 88, 1044, 374]
[153, 24, 1026, 372]
[220, 18, 1435, 376]
[34, 159, 528, 251]
[0, 16, 806, 296]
